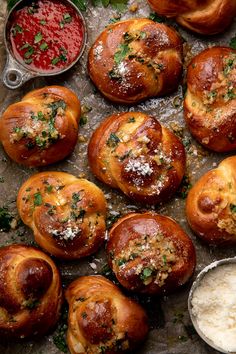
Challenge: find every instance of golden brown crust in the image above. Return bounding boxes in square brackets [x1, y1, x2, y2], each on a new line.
[88, 112, 186, 205]
[147, 0, 236, 35]
[65, 275, 149, 354]
[186, 156, 236, 245]
[0, 244, 62, 339]
[17, 172, 107, 259]
[88, 18, 183, 104]
[184, 47, 236, 152]
[0, 85, 81, 167]
[107, 212, 196, 295]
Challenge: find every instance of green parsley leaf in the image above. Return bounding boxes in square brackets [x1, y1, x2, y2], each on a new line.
[20, 43, 30, 50]
[24, 58, 33, 64]
[106, 133, 120, 148]
[140, 267, 153, 281]
[40, 42, 48, 51]
[51, 57, 60, 65]
[40, 19, 46, 25]
[34, 32, 43, 44]
[79, 115, 87, 126]
[0, 207, 14, 232]
[24, 46, 34, 59]
[114, 43, 130, 64]
[230, 36, 236, 50]
[12, 24, 23, 36]
[33, 192, 43, 206]
[230, 204, 236, 213]
[149, 12, 165, 23]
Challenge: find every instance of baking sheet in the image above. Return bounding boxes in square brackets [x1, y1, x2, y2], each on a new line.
[0, 0, 236, 352]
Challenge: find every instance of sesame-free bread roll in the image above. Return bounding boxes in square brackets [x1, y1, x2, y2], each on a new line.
[147, 0, 236, 35]
[107, 212, 196, 294]
[184, 47, 236, 152]
[0, 244, 62, 339]
[88, 112, 186, 205]
[88, 18, 183, 104]
[17, 172, 107, 259]
[0, 86, 80, 166]
[186, 156, 236, 245]
[65, 275, 149, 354]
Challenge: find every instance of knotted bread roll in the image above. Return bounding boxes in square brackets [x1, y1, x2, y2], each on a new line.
[107, 212, 196, 294]
[0, 244, 62, 339]
[0, 86, 80, 166]
[184, 47, 236, 152]
[147, 0, 236, 35]
[88, 18, 183, 104]
[65, 275, 149, 354]
[88, 112, 186, 205]
[186, 156, 236, 245]
[17, 172, 107, 259]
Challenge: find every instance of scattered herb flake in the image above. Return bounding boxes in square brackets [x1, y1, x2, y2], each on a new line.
[51, 57, 60, 65]
[230, 204, 236, 213]
[34, 32, 43, 44]
[106, 133, 120, 148]
[34, 192, 43, 206]
[0, 207, 14, 232]
[114, 43, 130, 64]
[40, 42, 48, 51]
[149, 12, 165, 23]
[230, 36, 236, 50]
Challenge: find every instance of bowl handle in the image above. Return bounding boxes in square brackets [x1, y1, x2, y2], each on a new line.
[1, 54, 37, 90]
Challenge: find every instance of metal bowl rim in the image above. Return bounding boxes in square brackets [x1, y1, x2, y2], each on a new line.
[4, 0, 88, 76]
[188, 257, 236, 354]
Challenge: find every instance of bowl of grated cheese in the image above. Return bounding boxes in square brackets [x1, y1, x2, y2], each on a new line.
[188, 258, 236, 354]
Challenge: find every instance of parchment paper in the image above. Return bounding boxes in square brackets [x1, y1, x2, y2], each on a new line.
[0, 0, 236, 352]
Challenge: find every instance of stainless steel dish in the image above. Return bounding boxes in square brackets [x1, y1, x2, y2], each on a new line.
[188, 257, 236, 354]
[1, 0, 87, 89]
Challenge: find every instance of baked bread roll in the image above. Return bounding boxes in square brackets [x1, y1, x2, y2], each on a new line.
[0, 86, 80, 166]
[184, 47, 236, 152]
[65, 275, 149, 354]
[107, 212, 196, 294]
[17, 172, 107, 259]
[88, 112, 186, 204]
[0, 244, 62, 339]
[186, 156, 236, 245]
[88, 18, 183, 104]
[147, 0, 236, 35]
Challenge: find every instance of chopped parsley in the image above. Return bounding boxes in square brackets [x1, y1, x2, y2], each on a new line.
[81, 312, 87, 319]
[34, 32, 43, 44]
[106, 133, 120, 148]
[149, 12, 165, 23]
[24, 298, 40, 310]
[114, 43, 130, 64]
[128, 117, 135, 123]
[230, 36, 236, 50]
[0, 207, 14, 232]
[60, 13, 72, 28]
[12, 24, 23, 36]
[79, 115, 87, 126]
[230, 204, 236, 213]
[140, 267, 153, 282]
[40, 42, 48, 51]
[33, 192, 43, 206]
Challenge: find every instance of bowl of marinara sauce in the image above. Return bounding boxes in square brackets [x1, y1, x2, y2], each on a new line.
[2, 0, 87, 89]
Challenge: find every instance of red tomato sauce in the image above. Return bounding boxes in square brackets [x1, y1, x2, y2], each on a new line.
[9, 0, 85, 73]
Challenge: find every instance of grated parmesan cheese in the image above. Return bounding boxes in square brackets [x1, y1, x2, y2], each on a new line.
[191, 263, 236, 352]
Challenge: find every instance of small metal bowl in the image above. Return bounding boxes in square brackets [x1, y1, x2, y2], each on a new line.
[188, 257, 236, 354]
[2, 0, 87, 89]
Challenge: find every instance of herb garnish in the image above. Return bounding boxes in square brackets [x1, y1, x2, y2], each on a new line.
[33, 192, 43, 206]
[230, 36, 236, 50]
[0, 207, 14, 232]
[140, 267, 153, 282]
[40, 42, 48, 51]
[106, 133, 120, 148]
[230, 204, 236, 213]
[34, 32, 43, 44]
[60, 13, 72, 28]
[12, 24, 23, 36]
[114, 43, 130, 64]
